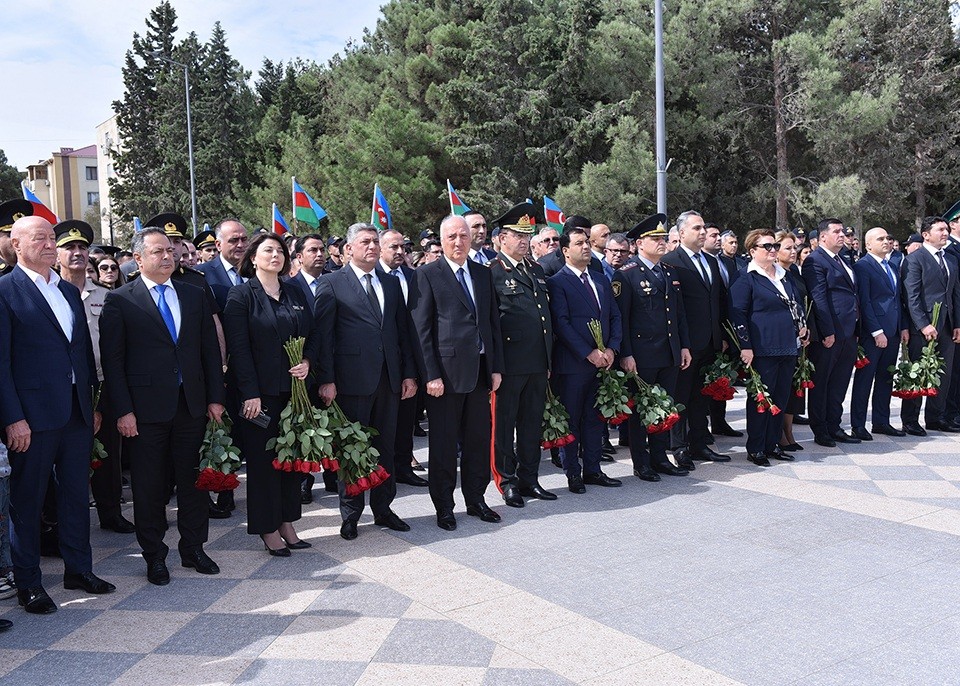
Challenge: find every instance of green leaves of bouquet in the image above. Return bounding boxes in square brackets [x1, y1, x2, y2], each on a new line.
[196, 412, 242, 491]
[541, 385, 574, 449]
[327, 401, 388, 497]
[588, 319, 632, 425]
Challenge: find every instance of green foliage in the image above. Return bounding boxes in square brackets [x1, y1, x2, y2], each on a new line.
[0, 150, 22, 200]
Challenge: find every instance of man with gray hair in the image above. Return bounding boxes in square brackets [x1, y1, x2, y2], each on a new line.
[666, 227, 680, 252]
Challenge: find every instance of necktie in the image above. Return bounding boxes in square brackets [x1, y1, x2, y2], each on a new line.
[227, 268, 240, 286]
[937, 251, 948, 279]
[309, 279, 319, 297]
[456, 267, 477, 317]
[155, 284, 177, 343]
[473, 251, 486, 265]
[882, 258, 896, 290]
[363, 274, 382, 324]
[693, 252, 711, 285]
[390, 269, 400, 278]
[580, 272, 600, 311]
[717, 258, 729, 288]
[651, 263, 665, 288]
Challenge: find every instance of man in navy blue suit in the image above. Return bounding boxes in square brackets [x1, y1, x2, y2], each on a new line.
[802, 218, 862, 446]
[850, 228, 909, 440]
[548, 227, 623, 493]
[196, 219, 249, 311]
[0, 216, 115, 615]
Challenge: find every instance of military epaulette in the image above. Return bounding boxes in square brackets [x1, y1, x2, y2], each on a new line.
[619, 262, 639, 272]
[127, 270, 141, 281]
[492, 257, 512, 271]
[179, 265, 203, 275]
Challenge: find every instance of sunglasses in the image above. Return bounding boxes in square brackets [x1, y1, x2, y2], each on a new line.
[542, 237, 559, 243]
[755, 243, 781, 252]
[98, 264, 119, 272]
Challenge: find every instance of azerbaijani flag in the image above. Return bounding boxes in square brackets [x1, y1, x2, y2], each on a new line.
[543, 196, 565, 233]
[292, 177, 327, 228]
[272, 203, 290, 235]
[133, 216, 143, 233]
[21, 180, 58, 224]
[371, 184, 392, 232]
[447, 180, 470, 216]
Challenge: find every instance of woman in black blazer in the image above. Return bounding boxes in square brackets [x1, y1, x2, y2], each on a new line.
[729, 229, 809, 466]
[222, 234, 321, 555]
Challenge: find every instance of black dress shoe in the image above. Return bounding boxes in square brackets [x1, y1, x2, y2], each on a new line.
[780, 442, 803, 452]
[794, 415, 810, 425]
[814, 434, 837, 447]
[602, 440, 617, 455]
[927, 421, 960, 433]
[551, 451, 563, 469]
[873, 424, 907, 437]
[18, 586, 57, 614]
[466, 501, 501, 523]
[582, 471, 622, 487]
[599, 453, 616, 463]
[567, 475, 586, 494]
[502, 487, 525, 508]
[373, 510, 411, 531]
[395, 472, 429, 487]
[64, 571, 116, 594]
[339, 520, 358, 541]
[217, 491, 236, 512]
[673, 448, 696, 471]
[181, 550, 220, 575]
[436, 510, 457, 531]
[208, 503, 231, 519]
[100, 515, 136, 534]
[832, 430, 861, 444]
[518, 483, 557, 500]
[653, 463, 689, 476]
[0, 619, 11, 632]
[748, 452, 771, 466]
[712, 424, 744, 438]
[634, 468, 661, 482]
[767, 445, 795, 461]
[146, 559, 170, 585]
[903, 423, 927, 437]
[411, 458, 426, 472]
[689, 446, 731, 462]
[851, 427, 873, 441]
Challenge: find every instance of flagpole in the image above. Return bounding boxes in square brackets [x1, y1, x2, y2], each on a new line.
[271, 203, 275, 235]
[371, 183, 378, 226]
[291, 176, 297, 234]
[654, 0, 668, 216]
[447, 179, 454, 216]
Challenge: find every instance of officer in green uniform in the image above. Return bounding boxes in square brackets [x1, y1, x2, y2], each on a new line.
[489, 203, 557, 507]
[0, 200, 34, 277]
[612, 214, 692, 481]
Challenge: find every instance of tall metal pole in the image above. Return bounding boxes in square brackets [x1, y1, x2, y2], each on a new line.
[182, 63, 198, 237]
[654, 0, 668, 216]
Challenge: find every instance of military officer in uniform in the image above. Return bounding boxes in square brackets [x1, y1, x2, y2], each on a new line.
[193, 230, 218, 264]
[489, 203, 557, 507]
[0, 200, 34, 276]
[613, 215, 692, 480]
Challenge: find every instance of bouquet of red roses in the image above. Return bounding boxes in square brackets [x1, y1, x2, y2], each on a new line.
[541, 386, 575, 449]
[327, 401, 390, 498]
[891, 303, 946, 399]
[195, 412, 242, 492]
[724, 322, 781, 415]
[855, 345, 870, 369]
[701, 352, 739, 401]
[628, 372, 684, 434]
[792, 346, 815, 397]
[588, 319, 633, 425]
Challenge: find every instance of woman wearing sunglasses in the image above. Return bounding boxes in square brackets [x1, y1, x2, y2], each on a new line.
[92, 254, 125, 289]
[728, 229, 810, 466]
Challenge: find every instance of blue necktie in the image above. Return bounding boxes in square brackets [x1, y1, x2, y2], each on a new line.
[155, 284, 178, 343]
[456, 267, 477, 317]
[882, 258, 896, 290]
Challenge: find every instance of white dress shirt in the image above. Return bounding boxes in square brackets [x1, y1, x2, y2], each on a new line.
[567, 264, 601, 307]
[380, 260, 408, 304]
[220, 254, 245, 286]
[18, 264, 75, 342]
[349, 262, 384, 314]
[140, 273, 182, 336]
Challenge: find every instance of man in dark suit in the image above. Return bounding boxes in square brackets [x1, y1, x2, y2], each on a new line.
[0, 215, 115, 614]
[850, 228, 909, 439]
[378, 229, 429, 488]
[488, 204, 556, 507]
[410, 215, 505, 531]
[941, 217, 960, 424]
[614, 215, 691, 481]
[548, 226, 623, 493]
[661, 211, 730, 467]
[195, 219, 249, 311]
[465, 211, 497, 265]
[316, 223, 419, 540]
[100, 227, 226, 585]
[802, 218, 862, 446]
[900, 216, 960, 434]
[537, 215, 605, 278]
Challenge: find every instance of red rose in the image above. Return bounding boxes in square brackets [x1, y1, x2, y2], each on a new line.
[770, 405, 781, 415]
[283, 461, 293, 472]
[272, 458, 282, 471]
[928, 388, 938, 396]
[329, 459, 340, 471]
[757, 405, 766, 414]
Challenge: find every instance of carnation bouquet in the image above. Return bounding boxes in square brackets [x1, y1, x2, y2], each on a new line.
[195, 412, 242, 492]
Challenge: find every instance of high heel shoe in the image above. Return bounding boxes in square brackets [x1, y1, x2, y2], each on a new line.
[284, 539, 312, 550]
[261, 536, 291, 557]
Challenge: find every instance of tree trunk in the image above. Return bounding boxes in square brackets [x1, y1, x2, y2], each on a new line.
[772, 42, 790, 230]
[915, 143, 926, 228]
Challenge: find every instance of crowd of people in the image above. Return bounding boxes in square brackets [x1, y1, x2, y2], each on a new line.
[1, 194, 959, 635]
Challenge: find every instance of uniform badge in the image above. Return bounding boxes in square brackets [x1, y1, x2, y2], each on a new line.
[505, 278, 517, 289]
[611, 281, 621, 297]
[640, 280, 650, 288]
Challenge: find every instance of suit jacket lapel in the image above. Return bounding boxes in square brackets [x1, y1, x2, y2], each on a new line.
[866, 255, 896, 294]
[14, 269, 67, 340]
[561, 266, 600, 314]
[438, 260, 474, 317]
[680, 250, 710, 291]
[132, 278, 177, 342]
[821, 248, 855, 288]
[343, 268, 382, 326]
[250, 278, 280, 340]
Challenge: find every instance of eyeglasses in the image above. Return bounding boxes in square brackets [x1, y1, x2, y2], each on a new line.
[605, 248, 630, 255]
[542, 237, 559, 244]
[98, 264, 118, 272]
[755, 243, 781, 252]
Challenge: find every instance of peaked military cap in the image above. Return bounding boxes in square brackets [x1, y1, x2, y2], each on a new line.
[146, 212, 188, 239]
[54, 220, 94, 247]
[0, 199, 34, 232]
[626, 213, 669, 241]
[494, 202, 537, 235]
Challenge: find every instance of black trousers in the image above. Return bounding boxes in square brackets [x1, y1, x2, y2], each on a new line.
[393, 389, 421, 479]
[128, 390, 208, 561]
[809, 333, 857, 437]
[902, 330, 956, 426]
[671, 346, 715, 451]
[91, 388, 124, 524]
[425, 358, 491, 512]
[745, 355, 795, 454]
[628, 365, 679, 471]
[493, 371, 548, 491]
[337, 366, 399, 522]
[239, 393, 302, 535]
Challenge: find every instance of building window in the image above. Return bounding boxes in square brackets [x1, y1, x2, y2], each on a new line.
[85, 166, 98, 181]
[87, 192, 100, 206]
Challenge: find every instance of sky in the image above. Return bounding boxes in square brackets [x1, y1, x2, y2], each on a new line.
[0, 0, 387, 170]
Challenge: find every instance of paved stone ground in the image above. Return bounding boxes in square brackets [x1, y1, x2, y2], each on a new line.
[2, 402, 960, 685]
